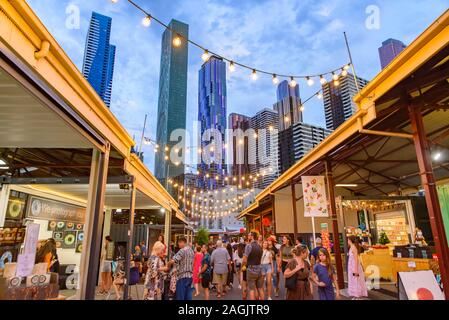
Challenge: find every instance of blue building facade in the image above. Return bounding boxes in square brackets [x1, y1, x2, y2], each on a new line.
[198, 56, 227, 189]
[154, 20, 189, 188]
[276, 80, 300, 102]
[82, 12, 116, 108]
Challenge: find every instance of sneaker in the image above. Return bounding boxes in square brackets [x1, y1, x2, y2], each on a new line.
[268, 297, 272, 300]
[238, 285, 242, 290]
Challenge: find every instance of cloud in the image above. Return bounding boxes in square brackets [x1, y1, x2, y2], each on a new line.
[26, 0, 449, 172]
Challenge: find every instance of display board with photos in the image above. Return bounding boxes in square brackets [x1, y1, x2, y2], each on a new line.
[48, 220, 84, 252]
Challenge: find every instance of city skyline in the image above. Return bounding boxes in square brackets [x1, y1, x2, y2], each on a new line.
[26, 0, 449, 172]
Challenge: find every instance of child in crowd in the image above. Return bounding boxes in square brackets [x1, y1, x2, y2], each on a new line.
[312, 248, 340, 300]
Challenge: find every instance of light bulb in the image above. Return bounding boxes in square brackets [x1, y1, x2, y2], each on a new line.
[284, 116, 290, 122]
[164, 155, 169, 160]
[142, 15, 151, 27]
[317, 92, 323, 100]
[172, 35, 182, 47]
[110, 0, 119, 3]
[299, 105, 305, 112]
[229, 61, 235, 72]
[344, 63, 351, 70]
[332, 72, 339, 81]
[341, 68, 348, 77]
[333, 79, 340, 86]
[306, 77, 314, 86]
[272, 74, 279, 85]
[268, 125, 274, 132]
[320, 75, 327, 85]
[201, 50, 210, 62]
[289, 77, 297, 87]
[251, 69, 258, 81]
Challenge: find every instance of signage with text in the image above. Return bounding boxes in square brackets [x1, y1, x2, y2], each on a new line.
[26, 196, 85, 223]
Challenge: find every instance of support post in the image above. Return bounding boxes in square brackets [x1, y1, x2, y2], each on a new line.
[78, 146, 110, 300]
[123, 178, 136, 300]
[409, 105, 449, 299]
[325, 160, 345, 290]
[164, 208, 172, 260]
[291, 180, 299, 241]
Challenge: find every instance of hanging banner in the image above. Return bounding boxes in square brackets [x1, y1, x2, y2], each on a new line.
[301, 176, 329, 217]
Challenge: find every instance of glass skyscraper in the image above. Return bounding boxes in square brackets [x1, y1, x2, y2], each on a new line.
[198, 56, 227, 189]
[154, 20, 189, 188]
[378, 38, 407, 69]
[82, 12, 116, 108]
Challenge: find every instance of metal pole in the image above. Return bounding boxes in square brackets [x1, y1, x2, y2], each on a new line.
[343, 32, 361, 93]
[138, 114, 148, 155]
[311, 217, 316, 248]
[325, 160, 345, 289]
[123, 178, 136, 300]
[291, 180, 299, 241]
[409, 105, 449, 299]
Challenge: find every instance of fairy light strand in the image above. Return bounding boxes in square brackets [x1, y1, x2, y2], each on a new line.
[118, 0, 351, 81]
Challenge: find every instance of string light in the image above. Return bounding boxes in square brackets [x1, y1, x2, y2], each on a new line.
[229, 61, 236, 72]
[317, 92, 323, 100]
[306, 76, 314, 86]
[142, 15, 151, 27]
[172, 34, 182, 47]
[118, 0, 350, 87]
[320, 75, 327, 85]
[332, 72, 339, 81]
[272, 74, 279, 85]
[289, 77, 297, 87]
[201, 50, 210, 62]
[344, 63, 351, 70]
[341, 68, 348, 77]
[251, 69, 258, 81]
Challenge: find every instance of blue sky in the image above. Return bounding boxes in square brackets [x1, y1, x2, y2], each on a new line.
[27, 0, 449, 172]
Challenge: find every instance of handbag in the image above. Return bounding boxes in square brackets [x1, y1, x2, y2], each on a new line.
[285, 272, 297, 290]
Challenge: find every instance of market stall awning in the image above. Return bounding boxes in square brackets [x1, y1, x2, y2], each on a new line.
[238, 9, 449, 219]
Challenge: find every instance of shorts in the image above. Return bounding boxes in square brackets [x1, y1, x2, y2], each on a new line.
[213, 272, 228, 286]
[261, 264, 272, 275]
[247, 270, 263, 290]
[100, 261, 111, 273]
[201, 273, 211, 289]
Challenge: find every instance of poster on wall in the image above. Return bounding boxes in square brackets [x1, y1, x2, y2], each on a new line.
[47, 220, 57, 231]
[75, 231, 84, 253]
[53, 231, 63, 241]
[6, 197, 26, 220]
[66, 222, 75, 231]
[62, 231, 77, 249]
[301, 176, 329, 217]
[26, 196, 85, 223]
[56, 221, 66, 231]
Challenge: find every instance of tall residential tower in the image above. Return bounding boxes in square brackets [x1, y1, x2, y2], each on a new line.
[154, 20, 189, 190]
[198, 56, 227, 189]
[82, 12, 116, 107]
[378, 38, 407, 69]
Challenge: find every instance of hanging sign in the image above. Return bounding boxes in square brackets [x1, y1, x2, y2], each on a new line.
[26, 196, 85, 223]
[301, 176, 329, 217]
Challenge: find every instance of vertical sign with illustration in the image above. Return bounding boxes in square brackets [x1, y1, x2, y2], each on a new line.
[301, 176, 329, 218]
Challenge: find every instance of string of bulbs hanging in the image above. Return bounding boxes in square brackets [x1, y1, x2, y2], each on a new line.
[110, 0, 351, 87]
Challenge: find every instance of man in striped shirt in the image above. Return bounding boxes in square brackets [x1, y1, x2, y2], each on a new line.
[167, 236, 194, 300]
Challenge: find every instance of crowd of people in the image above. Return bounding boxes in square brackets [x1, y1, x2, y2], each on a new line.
[95, 231, 368, 301]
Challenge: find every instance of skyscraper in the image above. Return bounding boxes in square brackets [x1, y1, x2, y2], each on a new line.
[322, 73, 369, 131]
[154, 20, 189, 189]
[273, 80, 303, 131]
[378, 38, 407, 69]
[198, 56, 227, 189]
[82, 12, 116, 107]
[228, 113, 251, 183]
[249, 108, 279, 189]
